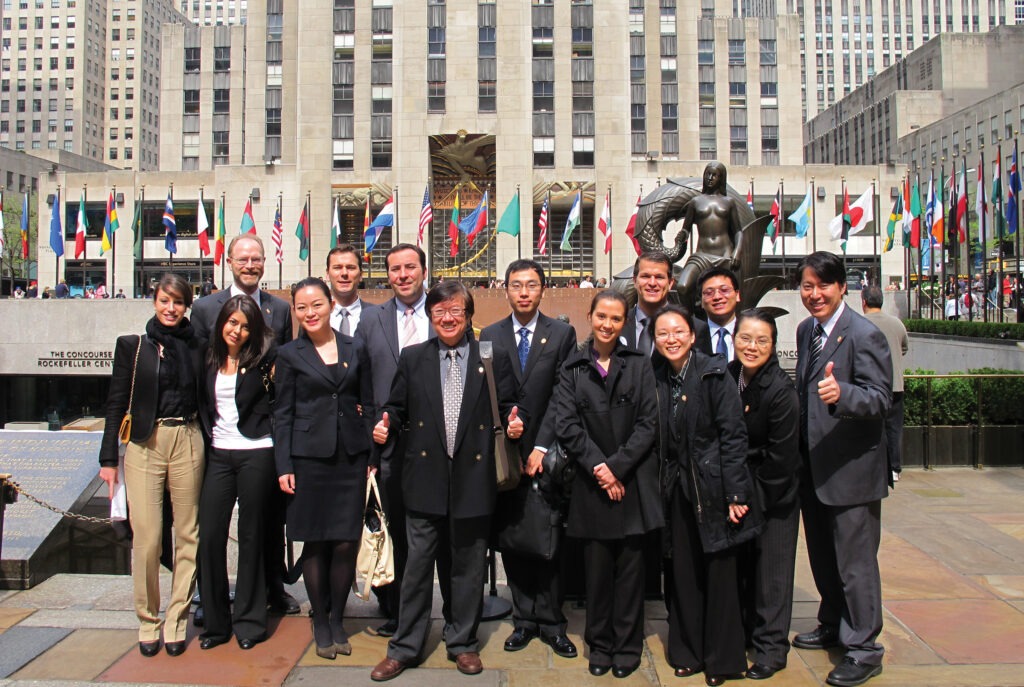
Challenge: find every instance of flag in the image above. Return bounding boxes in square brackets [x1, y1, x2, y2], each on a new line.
[131, 198, 142, 260]
[746, 185, 754, 212]
[214, 198, 226, 265]
[366, 193, 394, 255]
[559, 191, 581, 251]
[828, 187, 850, 247]
[597, 191, 611, 254]
[909, 176, 922, 248]
[102, 192, 119, 255]
[295, 200, 310, 262]
[74, 193, 87, 259]
[625, 193, 641, 255]
[362, 196, 371, 260]
[49, 188, 64, 257]
[923, 173, 936, 244]
[976, 158, 988, 236]
[992, 154, 1005, 237]
[495, 189, 520, 237]
[271, 200, 283, 264]
[536, 197, 549, 256]
[1007, 146, 1021, 235]
[931, 169, 945, 245]
[956, 166, 968, 243]
[330, 196, 342, 249]
[21, 192, 30, 258]
[884, 190, 903, 252]
[459, 189, 489, 246]
[162, 193, 176, 254]
[196, 194, 210, 256]
[448, 193, 461, 258]
[239, 198, 256, 235]
[788, 186, 812, 239]
[417, 185, 433, 246]
[829, 187, 873, 252]
[767, 188, 781, 250]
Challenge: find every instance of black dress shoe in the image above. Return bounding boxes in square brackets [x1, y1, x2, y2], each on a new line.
[612, 664, 639, 678]
[193, 606, 205, 627]
[541, 633, 578, 658]
[237, 637, 261, 650]
[138, 641, 160, 657]
[826, 657, 882, 687]
[746, 663, 779, 680]
[373, 618, 399, 637]
[503, 627, 537, 652]
[793, 624, 840, 650]
[268, 591, 301, 615]
[705, 676, 725, 686]
[674, 666, 703, 677]
[165, 641, 186, 657]
[589, 663, 611, 676]
[199, 636, 229, 650]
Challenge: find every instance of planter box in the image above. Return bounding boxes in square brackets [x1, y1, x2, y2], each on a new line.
[981, 426, 1024, 466]
[903, 425, 1024, 467]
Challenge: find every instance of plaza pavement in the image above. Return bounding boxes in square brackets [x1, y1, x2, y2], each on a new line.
[2, 467, 1024, 687]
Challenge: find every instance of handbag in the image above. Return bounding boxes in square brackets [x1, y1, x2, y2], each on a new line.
[497, 478, 564, 561]
[117, 335, 143, 444]
[479, 342, 521, 492]
[353, 473, 395, 601]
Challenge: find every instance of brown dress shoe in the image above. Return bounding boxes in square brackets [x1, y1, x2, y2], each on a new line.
[450, 651, 484, 675]
[370, 658, 407, 682]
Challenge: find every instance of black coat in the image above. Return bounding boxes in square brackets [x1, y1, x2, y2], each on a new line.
[654, 351, 762, 554]
[99, 331, 206, 468]
[728, 356, 801, 511]
[198, 350, 276, 443]
[553, 342, 663, 539]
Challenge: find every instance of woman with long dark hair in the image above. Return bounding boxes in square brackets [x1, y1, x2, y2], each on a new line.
[552, 289, 662, 679]
[273, 277, 376, 659]
[98, 273, 205, 658]
[196, 295, 277, 651]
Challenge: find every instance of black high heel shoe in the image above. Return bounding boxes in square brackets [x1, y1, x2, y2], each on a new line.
[311, 617, 336, 660]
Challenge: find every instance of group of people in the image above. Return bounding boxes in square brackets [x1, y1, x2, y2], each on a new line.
[98, 234, 898, 687]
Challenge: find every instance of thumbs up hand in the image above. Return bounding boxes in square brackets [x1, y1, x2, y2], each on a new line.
[507, 406, 524, 439]
[373, 411, 390, 445]
[817, 361, 841, 405]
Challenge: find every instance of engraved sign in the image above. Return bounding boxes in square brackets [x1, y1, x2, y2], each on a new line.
[35, 349, 114, 371]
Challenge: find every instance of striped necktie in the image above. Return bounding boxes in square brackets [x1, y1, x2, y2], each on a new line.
[809, 323, 825, 374]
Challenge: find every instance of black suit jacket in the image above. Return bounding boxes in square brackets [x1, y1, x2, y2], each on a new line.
[381, 337, 514, 520]
[623, 305, 708, 356]
[191, 288, 293, 347]
[479, 313, 576, 452]
[198, 351, 276, 442]
[272, 331, 376, 476]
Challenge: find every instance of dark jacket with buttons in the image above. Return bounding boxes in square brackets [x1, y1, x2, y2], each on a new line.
[272, 331, 376, 476]
[380, 337, 516, 520]
[198, 348, 276, 443]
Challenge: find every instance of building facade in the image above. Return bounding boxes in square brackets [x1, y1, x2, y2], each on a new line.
[176, 0, 247, 26]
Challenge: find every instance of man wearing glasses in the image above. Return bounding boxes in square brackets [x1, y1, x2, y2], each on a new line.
[370, 281, 521, 682]
[190, 234, 300, 618]
[695, 267, 741, 362]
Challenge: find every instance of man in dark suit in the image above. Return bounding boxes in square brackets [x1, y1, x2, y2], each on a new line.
[793, 251, 892, 687]
[480, 259, 578, 659]
[326, 244, 375, 335]
[370, 281, 521, 682]
[695, 267, 740, 361]
[622, 250, 707, 356]
[189, 234, 298, 616]
[354, 243, 432, 636]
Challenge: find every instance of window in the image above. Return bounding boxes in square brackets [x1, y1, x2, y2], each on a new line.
[698, 39, 714, 65]
[573, 136, 594, 166]
[214, 46, 230, 72]
[479, 26, 495, 57]
[428, 27, 446, 55]
[213, 89, 230, 114]
[371, 140, 392, 169]
[759, 39, 776, 65]
[427, 82, 445, 112]
[533, 136, 554, 167]
[185, 47, 200, 72]
[213, 130, 229, 163]
[184, 90, 200, 114]
[478, 81, 496, 112]
[728, 39, 745, 65]
[572, 81, 593, 112]
[533, 80, 554, 112]
[333, 139, 354, 170]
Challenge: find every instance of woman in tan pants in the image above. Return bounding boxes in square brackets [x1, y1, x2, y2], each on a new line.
[98, 273, 206, 657]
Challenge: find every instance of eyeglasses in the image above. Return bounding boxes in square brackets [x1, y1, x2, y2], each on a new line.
[507, 281, 542, 292]
[735, 334, 772, 349]
[654, 330, 691, 342]
[231, 256, 265, 266]
[430, 307, 467, 319]
[702, 286, 735, 298]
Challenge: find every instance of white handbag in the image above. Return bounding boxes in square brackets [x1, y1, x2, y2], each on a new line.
[353, 473, 395, 601]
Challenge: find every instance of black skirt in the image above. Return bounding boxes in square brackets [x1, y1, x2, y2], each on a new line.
[286, 445, 367, 542]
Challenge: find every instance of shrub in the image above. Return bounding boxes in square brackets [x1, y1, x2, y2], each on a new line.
[905, 319, 1024, 341]
[903, 368, 1024, 425]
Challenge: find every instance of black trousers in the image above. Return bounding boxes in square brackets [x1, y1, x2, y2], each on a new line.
[581, 535, 645, 669]
[739, 499, 800, 669]
[387, 511, 489, 662]
[503, 550, 566, 636]
[885, 392, 905, 475]
[198, 445, 276, 641]
[667, 488, 747, 676]
[265, 485, 288, 598]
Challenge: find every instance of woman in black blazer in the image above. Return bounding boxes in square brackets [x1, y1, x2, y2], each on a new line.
[273, 277, 376, 660]
[728, 309, 801, 681]
[98, 273, 206, 658]
[651, 304, 760, 686]
[196, 295, 277, 651]
[552, 290, 662, 679]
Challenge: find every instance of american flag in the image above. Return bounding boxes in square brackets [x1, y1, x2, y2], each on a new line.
[271, 200, 283, 264]
[417, 184, 432, 247]
[536, 197, 549, 256]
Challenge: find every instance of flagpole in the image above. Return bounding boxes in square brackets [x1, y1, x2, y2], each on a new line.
[608, 184, 613, 285]
[456, 186, 462, 284]
[393, 185, 399, 245]
[962, 157, 972, 320]
[841, 176, 847, 273]
[81, 184, 88, 295]
[872, 179, 879, 285]
[198, 186, 205, 288]
[916, 174, 923, 319]
[980, 150, 988, 323]
[427, 179, 434, 275]
[140, 186, 146, 296]
[949, 167, 959, 319]
[902, 176, 910, 299]
[938, 166, 946, 314]
[810, 177, 817, 254]
[110, 185, 117, 296]
[779, 178, 786, 281]
[546, 189, 551, 283]
[486, 183, 492, 285]
[996, 142, 1005, 323]
[219, 193, 225, 289]
[54, 185, 60, 288]
[306, 191, 312, 278]
[515, 184, 522, 261]
[1015, 136, 1022, 314]
[278, 192, 283, 290]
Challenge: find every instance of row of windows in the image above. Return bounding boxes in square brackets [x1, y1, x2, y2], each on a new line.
[184, 46, 231, 73]
[1, 56, 75, 71]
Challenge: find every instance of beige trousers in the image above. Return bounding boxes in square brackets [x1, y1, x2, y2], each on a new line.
[124, 422, 205, 642]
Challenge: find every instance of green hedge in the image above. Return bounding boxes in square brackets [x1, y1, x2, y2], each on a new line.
[904, 368, 1024, 425]
[905, 319, 1024, 341]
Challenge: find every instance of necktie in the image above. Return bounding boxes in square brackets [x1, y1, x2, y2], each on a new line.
[400, 307, 418, 350]
[443, 350, 463, 457]
[809, 323, 825, 374]
[636, 319, 651, 355]
[339, 308, 351, 336]
[517, 327, 530, 372]
[716, 328, 730, 358]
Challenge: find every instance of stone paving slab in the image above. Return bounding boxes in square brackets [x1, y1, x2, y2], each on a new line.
[0, 608, 33, 631]
[17, 609, 139, 630]
[11, 629, 137, 681]
[879, 531, 991, 601]
[886, 598, 1024, 665]
[0, 627, 72, 678]
[284, 665, 501, 687]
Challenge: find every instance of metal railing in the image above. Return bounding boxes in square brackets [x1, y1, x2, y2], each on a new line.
[905, 373, 1024, 469]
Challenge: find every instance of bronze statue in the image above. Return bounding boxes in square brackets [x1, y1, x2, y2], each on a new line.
[676, 161, 745, 298]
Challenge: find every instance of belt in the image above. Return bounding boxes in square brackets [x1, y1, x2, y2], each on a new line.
[155, 415, 196, 427]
